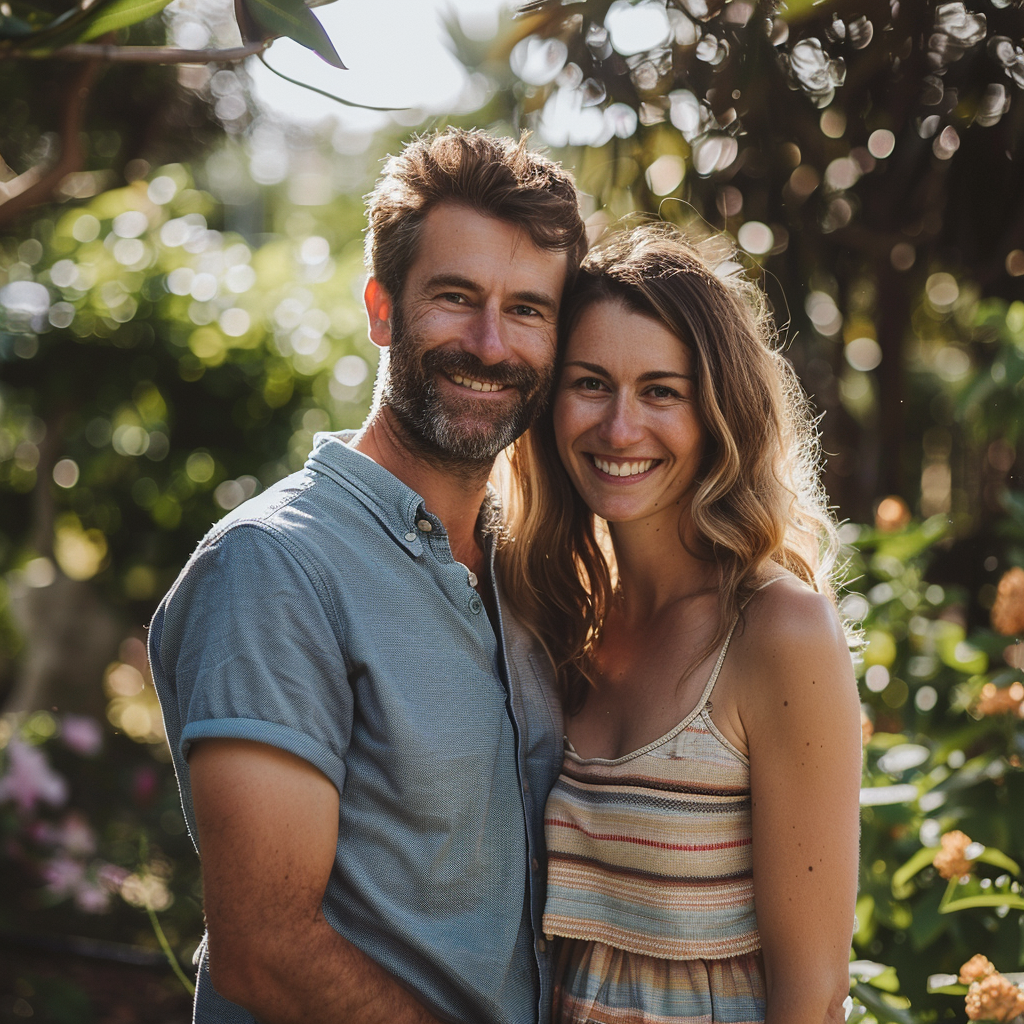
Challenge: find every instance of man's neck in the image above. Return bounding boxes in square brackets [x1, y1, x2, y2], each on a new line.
[351, 409, 493, 576]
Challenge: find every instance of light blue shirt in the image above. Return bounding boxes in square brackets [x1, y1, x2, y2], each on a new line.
[149, 432, 564, 1024]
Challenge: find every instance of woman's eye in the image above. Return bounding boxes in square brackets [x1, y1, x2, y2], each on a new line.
[580, 377, 604, 391]
[648, 385, 680, 399]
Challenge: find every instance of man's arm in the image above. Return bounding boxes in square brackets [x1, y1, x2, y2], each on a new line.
[189, 738, 445, 1024]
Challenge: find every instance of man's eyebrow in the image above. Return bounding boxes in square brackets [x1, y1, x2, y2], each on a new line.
[563, 360, 694, 381]
[422, 274, 558, 313]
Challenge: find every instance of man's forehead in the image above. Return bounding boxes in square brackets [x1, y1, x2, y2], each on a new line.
[411, 203, 569, 283]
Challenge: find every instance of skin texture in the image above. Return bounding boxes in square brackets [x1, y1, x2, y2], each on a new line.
[553, 300, 861, 1024]
[187, 202, 568, 1022]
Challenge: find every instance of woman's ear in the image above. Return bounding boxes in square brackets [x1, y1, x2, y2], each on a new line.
[364, 278, 393, 348]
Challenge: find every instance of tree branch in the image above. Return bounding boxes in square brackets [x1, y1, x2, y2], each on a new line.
[0, 60, 102, 228]
[13, 40, 268, 63]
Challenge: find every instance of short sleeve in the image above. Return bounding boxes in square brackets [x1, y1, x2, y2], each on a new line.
[152, 522, 352, 793]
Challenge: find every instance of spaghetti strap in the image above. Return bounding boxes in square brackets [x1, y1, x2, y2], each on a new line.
[690, 613, 741, 714]
[693, 574, 786, 714]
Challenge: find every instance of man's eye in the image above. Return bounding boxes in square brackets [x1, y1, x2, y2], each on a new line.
[441, 293, 468, 304]
[511, 305, 540, 316]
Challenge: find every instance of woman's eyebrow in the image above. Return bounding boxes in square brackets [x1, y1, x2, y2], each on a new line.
[564, 361, 694, 382]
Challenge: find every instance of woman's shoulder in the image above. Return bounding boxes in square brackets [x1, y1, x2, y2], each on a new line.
[729, 571, 856, 716]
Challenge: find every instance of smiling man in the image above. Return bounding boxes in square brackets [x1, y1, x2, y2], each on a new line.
[149, 130, 586, 1024]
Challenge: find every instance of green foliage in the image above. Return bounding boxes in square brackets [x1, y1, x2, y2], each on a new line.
[76, 0, 177, 43]
[841, 509, 1024, 1022]
[0, 167, 375, 673]
[238, 0, 343, 67]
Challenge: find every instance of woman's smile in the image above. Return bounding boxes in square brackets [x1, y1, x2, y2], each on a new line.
[553, 299, 703, 527]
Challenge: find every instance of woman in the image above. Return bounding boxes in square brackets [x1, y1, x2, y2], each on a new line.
[502, 224, 862, 1024]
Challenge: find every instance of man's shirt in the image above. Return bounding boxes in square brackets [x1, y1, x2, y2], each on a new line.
[149, 432, 564, 1024]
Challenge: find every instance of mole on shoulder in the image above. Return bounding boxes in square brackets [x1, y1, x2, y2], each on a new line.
[783, 700, 789, 707]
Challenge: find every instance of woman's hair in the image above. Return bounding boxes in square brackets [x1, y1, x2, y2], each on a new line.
[500, 222, 841, 712]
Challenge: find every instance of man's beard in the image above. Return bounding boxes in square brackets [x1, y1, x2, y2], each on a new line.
[381, 303, 553, 466]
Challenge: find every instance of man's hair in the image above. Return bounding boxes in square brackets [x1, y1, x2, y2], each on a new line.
[364, 128, 586, 300]
[502, 222, 842, 712]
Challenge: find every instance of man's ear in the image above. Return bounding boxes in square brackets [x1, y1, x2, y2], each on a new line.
[364, 278, 393, 349]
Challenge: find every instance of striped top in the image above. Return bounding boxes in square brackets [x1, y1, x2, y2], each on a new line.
[542, 617, 760, 960]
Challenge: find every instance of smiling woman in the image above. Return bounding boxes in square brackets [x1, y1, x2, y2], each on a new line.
[502, 223, 863, 1024]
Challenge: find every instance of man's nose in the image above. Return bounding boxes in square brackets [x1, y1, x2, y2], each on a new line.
[598, 395, 645, 449]
[462, 304, 512, 365]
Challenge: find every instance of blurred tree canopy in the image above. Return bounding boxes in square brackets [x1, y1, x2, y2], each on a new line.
[0, 0, 346, 227]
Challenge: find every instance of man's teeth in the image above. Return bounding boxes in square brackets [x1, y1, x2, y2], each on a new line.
[451, 373, 506, 393]
[593, 457, 655, 478]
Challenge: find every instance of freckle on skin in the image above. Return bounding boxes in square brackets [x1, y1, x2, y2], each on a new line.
[783, 701, 788, 707]
[808, 866, 813, 871]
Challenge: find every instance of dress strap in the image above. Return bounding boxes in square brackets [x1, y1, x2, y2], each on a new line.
[691, 613, 741, 714]
[693, 574, 785, 714]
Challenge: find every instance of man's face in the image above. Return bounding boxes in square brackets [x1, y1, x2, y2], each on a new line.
[379, 203, 569, 465]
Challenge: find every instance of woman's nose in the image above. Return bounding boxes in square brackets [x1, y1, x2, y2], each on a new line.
[597, 395, 644, 448]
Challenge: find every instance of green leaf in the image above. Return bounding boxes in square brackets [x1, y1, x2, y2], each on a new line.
[76, 0, 176, 41]
[240, 0, 344, 68]
[977, 848, 1022, 875]
[849, 982, 916, 1024]
[940, 892, 1024, 914]
[891, 846, 938, 899]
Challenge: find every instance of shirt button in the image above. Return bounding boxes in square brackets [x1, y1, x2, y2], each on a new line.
[404, 531, 417, 542]
[537, 938, 547, 954]
[468, 594, 483, 615]
[416, 519, 432, 532]
[467, 570, 478, 588]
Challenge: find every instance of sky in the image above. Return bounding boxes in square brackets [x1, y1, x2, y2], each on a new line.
[246, 0, 511, 132]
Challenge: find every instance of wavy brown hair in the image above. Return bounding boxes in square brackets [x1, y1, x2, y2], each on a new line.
[500, 223, 841, 712]
[364, 127, 587, 302]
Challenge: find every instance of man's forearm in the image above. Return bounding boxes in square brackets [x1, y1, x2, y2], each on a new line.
[209, 912, 446, 1024]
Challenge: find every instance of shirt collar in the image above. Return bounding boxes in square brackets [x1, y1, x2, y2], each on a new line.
[305, 431, 503, 553]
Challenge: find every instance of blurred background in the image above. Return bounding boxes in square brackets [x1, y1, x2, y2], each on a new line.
[2, 0, 1024, 1020]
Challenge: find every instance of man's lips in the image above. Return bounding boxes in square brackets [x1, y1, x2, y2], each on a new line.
[589, 455, 660, 479]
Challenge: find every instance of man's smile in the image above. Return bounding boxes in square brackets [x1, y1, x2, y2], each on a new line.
[448, 373, 510, 394]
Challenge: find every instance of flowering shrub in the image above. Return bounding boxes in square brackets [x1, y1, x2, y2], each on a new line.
[0, 708, 202, 990]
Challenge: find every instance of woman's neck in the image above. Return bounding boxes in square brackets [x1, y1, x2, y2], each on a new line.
[608, 514, 718, 623]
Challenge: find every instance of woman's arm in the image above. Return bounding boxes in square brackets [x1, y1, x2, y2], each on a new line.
[740, 586, 862, 1024]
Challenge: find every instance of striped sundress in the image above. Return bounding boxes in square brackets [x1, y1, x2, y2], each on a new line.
[543, 617, 765, 1024]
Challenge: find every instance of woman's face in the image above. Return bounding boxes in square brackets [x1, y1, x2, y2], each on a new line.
[553, 299, 705, 528]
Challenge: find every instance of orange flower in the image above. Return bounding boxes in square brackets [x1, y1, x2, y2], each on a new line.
[965, 973, 1024, 1022]
[860, 708, 873, 747]
[960, 954, 998, 985]
[933, 830, 976, 880]
[976, 682, 1024, 717]
[991, 567, 1024, 636]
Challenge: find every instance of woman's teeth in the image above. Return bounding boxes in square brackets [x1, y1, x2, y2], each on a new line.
[592, 457, 655, 478]
[451, 374, 505, 393]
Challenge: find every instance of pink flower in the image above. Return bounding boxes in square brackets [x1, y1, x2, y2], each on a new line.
[61, 715, 103, 757]
[74, 881, 112, 914]
[42, 854, 85, 896]
[97, 862, 130, 892]
[0, 738, 68, 812]
[57, 812, 97, 857]
[132, 764, 158, 805]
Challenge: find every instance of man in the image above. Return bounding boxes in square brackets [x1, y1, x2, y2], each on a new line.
[148, 129, 587, 1024]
